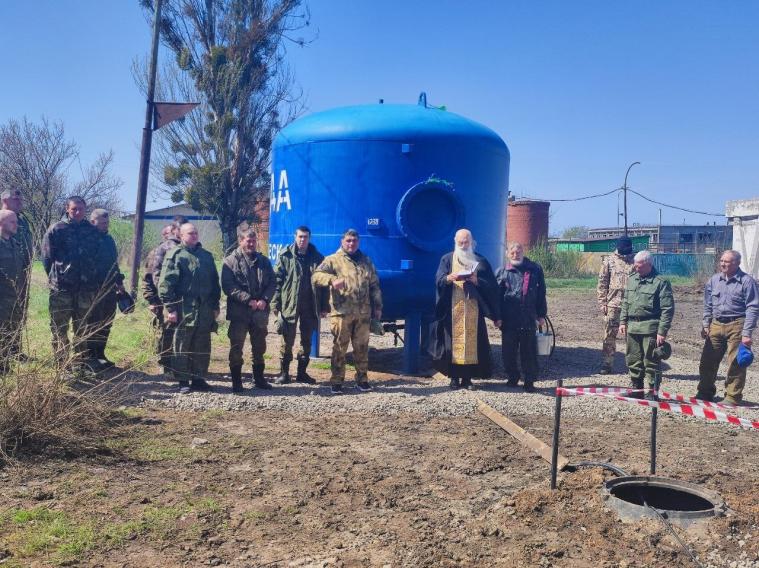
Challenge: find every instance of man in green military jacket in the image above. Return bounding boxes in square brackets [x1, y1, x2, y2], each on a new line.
[271, 225, 327, 385]
[1, 188, 34, 361]
[221, 223, 275, 392]
[0, 210, 24, 374]
[159, 223, 221, 393]
[619, 250, 675, 398]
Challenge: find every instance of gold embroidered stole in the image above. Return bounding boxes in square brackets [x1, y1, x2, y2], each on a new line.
[451, 256, 479, 365]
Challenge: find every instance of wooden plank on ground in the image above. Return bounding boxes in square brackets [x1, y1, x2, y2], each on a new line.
[477, 399, 570, 471]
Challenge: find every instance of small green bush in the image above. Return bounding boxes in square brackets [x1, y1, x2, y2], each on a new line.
[110, 218, 161, 263]
[528, 244, 594, 279]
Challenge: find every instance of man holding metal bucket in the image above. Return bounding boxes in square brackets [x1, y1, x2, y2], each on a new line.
[495, 242, 547, 392]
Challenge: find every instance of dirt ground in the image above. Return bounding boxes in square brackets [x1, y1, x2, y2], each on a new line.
[1, 285, 758, 568]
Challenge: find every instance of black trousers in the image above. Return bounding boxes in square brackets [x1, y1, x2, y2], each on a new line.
[501, 327, 538, 383]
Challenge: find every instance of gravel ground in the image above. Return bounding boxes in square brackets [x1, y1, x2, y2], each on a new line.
[130, 335, 759, 432]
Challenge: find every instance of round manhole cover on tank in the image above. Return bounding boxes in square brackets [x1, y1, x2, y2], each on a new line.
[396, 180, 465, 251]
[602, 476, 727, 528]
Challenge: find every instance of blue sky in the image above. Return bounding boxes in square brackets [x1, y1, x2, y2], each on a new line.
[1, 0, 757, 235]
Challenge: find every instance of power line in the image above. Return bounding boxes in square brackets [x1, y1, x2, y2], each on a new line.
[523, 187, 724, 217]
[627, 188, 723, 217]
[521, 187, 620, 202]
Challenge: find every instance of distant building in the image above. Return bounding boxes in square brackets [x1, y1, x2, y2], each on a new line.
[506, 198, 550, 249]
[586, 224, 732, 253]
[127, 203, 222, 252]
[726, 199, 759, 278]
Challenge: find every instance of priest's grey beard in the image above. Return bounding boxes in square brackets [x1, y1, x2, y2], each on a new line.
[454, 245, 478, 267]
[510, 257, 523, 266]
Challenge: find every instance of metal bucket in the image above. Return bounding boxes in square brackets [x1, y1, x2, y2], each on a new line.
[536, 332, 553, 356]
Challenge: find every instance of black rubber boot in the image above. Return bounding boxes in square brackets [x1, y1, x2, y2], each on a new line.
[190, 379, 212, 392]
[461, 377, 475, 391]
[274, 358, 291, 384]
[253, 363, 272, 390]
[230, 365, 244, 393]
[629, 379, 645, 399]
[523, 381, 536, 393]
[449, 377, 460, 390]
[295, 358, 316, 384]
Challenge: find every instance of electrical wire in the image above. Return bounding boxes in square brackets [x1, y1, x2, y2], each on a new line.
[522, 188, 620, 202]
[626, 188, 723, 217]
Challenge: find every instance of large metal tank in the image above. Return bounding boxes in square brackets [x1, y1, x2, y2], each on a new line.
[269, 95, 510, 371]
[506, 198, 550, 249]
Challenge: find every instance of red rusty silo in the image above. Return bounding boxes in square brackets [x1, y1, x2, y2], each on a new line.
[506, 199, 550, 249]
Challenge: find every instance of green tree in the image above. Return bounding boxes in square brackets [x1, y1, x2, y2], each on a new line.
[139, 0, 309, 251]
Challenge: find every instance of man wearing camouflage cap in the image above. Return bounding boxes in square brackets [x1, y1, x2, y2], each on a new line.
[597, 236, 635, 374]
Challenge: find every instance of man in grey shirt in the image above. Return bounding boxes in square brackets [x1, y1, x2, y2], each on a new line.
[697, 249, 759, 404]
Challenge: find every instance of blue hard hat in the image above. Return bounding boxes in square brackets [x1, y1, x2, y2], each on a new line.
[737, 343, 754, 368]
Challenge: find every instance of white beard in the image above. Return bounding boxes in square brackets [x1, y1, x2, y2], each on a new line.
[510, 257, 523, 266]
[453, 245, 478, 268]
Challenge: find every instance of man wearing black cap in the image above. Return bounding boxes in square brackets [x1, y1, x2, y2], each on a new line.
[596, 236, 635, 373]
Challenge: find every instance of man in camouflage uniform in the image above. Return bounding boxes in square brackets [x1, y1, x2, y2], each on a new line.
[221, 223, 275, 392]
[42, 196, 103, 370]
[271, 225, 327, 385]
[619, 250, 675, 398]
[159, 223, 220, 393]
[0, 211, 24, 375]
[88, 209, 125, 369]
[596, 236, 635, 374]
[1, 188, 34, 361]
[312, 229, 382, 394]
[143, 221, 182, 370]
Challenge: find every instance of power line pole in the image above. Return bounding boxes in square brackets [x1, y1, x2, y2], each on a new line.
[622, 161, 640, 236]
[129, 0, 163, 295]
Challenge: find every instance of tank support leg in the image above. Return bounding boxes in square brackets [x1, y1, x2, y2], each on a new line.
[312, 319, 321, 359]
[403, 312, 421, 375]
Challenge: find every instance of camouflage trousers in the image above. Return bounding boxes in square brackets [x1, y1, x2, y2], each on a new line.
[151, 310, 176, 369]
[49, 290, 97, 364]
[172, 325, 212, 382]
[601, 307, 622, 368]
[329, 313, 370, 385]
[228, 316, 268, 368]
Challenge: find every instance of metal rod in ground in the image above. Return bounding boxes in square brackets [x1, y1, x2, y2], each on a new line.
[550, 378, 564, 489]
[650, 371, 661, 474]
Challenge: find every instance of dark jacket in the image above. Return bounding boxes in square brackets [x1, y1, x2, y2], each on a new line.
[271, 243, 327, 322]
[495, 257, 547, 330]
[94, 232, 124, 293]
[42, 218, 102, 292]
[221, 248, 276, 323]
[158, 242, 221, 328]
[0, 237, 24, 321]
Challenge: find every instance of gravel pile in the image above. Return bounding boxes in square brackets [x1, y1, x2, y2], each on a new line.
[134, 339, 759, 429]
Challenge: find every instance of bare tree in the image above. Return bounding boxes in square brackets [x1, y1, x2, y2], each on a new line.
[0, 117, 123, 247]
[138, 0, 309, 251]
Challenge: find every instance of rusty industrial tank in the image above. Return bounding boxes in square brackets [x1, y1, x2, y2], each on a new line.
[506, 198, 550, 249]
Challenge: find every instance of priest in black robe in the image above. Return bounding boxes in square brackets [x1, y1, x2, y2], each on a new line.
[429, 229, 501, 389]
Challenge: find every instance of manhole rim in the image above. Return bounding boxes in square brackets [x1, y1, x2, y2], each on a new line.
[601, 475, 727, 522]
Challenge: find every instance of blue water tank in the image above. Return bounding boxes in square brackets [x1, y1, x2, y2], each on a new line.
[269, 98, 510, 324]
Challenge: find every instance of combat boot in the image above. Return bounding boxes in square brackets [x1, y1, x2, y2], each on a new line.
[628, 379, 644, 399]
[253, 363, 272, 390]
[274, 358, 291, 384]
[295, 358, 316, 384]
[230, 365, 244, 393]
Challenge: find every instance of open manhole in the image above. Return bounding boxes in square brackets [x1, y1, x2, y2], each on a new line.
[602, 476, 727, 528]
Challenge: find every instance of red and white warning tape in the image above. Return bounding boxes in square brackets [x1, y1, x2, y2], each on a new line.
[557, 387, 759, 431]
[655, 389, 759, 411]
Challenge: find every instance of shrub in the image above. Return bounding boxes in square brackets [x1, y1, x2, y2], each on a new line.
[110, 218, 161, 263]
[528, 244, 594, 279]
